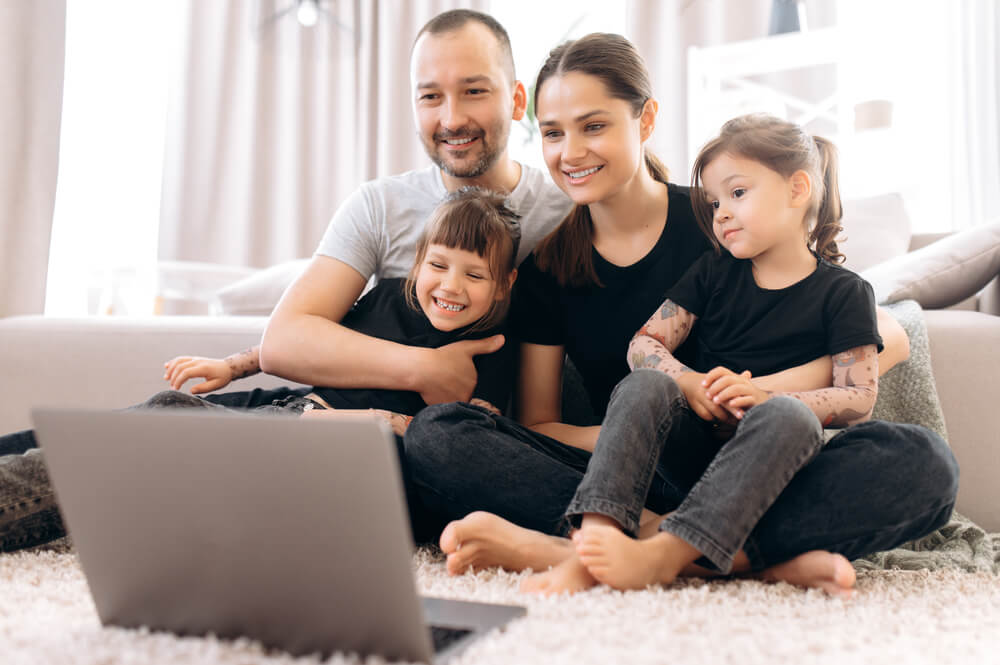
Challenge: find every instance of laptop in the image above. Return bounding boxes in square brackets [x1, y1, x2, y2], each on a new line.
[32, 407, 525, 663]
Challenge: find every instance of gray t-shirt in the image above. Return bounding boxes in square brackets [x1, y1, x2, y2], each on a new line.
[315, 163, 572, 281]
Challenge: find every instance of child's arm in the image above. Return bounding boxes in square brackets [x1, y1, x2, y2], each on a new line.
[705, 344, 880, 427]
[301, 408, 414, 436]
[627, 299, 737, 425]
[162, 345, 261, 394]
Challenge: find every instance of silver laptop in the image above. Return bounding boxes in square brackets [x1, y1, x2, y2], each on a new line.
[32, 407, 525, 663]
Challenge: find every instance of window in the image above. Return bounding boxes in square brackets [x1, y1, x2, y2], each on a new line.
[45, 1, 182, 315]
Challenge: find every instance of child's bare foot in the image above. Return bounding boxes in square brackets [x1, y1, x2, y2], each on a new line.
[756, 550, 857, 597]
[575, 525, 695, 590]
[438, 511, 573, 575]
[519, 552, 597, 595]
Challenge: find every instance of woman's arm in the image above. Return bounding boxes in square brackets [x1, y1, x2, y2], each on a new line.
[517, 343, 601, 452]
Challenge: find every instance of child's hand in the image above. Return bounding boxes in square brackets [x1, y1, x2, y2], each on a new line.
[703, 367, 770, 419]
[676, 372, 738, 425]
[162, 356, 233, 394]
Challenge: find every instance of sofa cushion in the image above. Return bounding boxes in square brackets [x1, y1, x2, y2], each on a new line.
[861, 222, 1000, 308]
[213, 259, 310, 316]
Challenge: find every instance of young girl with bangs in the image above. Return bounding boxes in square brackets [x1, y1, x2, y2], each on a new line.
[402, 33, 957, 597]
[153, 187, 521, 434]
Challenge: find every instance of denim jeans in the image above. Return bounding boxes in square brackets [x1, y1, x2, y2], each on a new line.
[404, 369, 960, 573]
[0, 389, 448, 551]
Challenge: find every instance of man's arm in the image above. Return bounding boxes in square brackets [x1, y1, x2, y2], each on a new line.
[259, 255, 502, 404]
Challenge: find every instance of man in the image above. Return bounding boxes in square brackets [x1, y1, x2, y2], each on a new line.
[259, 10, 570, 404]
[0, 9, 569, 553]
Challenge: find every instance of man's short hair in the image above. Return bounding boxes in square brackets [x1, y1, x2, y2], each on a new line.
[412, 9, 516, 83]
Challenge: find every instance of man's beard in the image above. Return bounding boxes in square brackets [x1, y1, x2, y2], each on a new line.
[425, 122, 509, 179]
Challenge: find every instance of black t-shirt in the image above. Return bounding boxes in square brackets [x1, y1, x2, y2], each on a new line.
[311, 278, 515, 416]
[667, 252, 883, 375]
[510, 184, 712, 417]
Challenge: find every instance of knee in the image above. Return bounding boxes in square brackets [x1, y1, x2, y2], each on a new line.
[899, 424, 960, 505]
[404, 402, 491, 471]
[609, 369, 682, 410]
[139, 390, 207, 409]
[750, 395, 821, 438]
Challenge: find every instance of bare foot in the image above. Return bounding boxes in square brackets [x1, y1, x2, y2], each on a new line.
[756, 550, 857, 597]
[575, 525, 697, 591]
[520, 552, 597, 595]
[438, 511, 573, 575]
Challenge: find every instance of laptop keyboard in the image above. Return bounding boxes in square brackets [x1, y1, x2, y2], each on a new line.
[430, 625, 474, 652]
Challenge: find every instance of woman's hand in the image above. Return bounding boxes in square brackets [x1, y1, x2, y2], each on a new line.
[163, 356, 233, 393]
[703, 367, 770, 419]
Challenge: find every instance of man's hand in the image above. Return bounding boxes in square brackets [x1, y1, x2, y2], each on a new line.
[703, 367, 770, 419]
[676, 372, 738, 425]
[163, 356, 233, 394]
[415, 335, 506, 405]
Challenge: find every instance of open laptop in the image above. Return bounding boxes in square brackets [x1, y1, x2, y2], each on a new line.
[32, 407, 525, 663]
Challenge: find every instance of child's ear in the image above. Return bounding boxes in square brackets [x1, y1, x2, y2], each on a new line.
[789, 170, 812, 207]
[496, 268, 518, 301]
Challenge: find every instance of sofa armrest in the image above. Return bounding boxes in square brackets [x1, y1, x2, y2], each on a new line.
[924, 309, 1000, 532]
[0, 315, 305, 433]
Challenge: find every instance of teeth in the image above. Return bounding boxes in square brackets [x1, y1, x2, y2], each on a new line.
[445, 137, 475, 145]
[435, 297, 465, 312]
[567, 166, 601, 179]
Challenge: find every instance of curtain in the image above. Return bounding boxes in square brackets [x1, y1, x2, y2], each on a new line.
[158, 0, 487, 269]
[625, 0, 835, 178]
[948, 0, 1000, 229]
[0, 0, 66, 317]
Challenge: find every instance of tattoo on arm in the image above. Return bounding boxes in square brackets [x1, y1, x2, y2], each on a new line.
[224, 346, 261, 380]
[777, 345, 879, 429]
[627, 300, 697, 377]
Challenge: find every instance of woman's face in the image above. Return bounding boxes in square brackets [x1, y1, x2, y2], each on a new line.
[536, 72, 647, 206]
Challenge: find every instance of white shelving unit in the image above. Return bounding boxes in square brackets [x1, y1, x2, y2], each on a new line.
[686, 27, 851, 172]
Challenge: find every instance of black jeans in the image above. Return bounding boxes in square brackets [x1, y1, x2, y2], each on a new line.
[403, 371, 960, 571]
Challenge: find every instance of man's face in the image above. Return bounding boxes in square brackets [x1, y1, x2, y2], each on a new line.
[410, 23, 521, 179]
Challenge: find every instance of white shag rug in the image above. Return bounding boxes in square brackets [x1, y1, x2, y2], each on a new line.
[2, 545, 999, 665]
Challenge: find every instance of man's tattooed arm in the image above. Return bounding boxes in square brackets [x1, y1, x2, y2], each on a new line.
[626, 298, 698, 378]
[224, 346, 262, 380]
[778, 344, 879, 427]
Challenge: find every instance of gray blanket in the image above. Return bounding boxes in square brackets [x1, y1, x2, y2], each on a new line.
[853, 299, 998, 574]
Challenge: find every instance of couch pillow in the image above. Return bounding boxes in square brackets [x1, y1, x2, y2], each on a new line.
[861, 222, 1000, 308]
[212, 258, 310, 316]
[838, 193, 912, 273]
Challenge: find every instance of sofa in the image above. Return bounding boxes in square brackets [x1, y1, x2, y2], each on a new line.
[1, 197, 999, 531]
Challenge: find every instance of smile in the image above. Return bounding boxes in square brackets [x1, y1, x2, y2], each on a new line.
[434, 297, 466, 312]
[443, 137, 476, 146]
[565, 166, 602, 179]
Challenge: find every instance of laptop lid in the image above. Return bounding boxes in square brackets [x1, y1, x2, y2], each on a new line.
[33, 407, 451, 662]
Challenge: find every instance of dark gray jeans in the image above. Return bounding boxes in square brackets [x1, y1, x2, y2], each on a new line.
[403, 369, 960, 572]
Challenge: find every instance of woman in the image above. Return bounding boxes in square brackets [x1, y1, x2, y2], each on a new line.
[402, 33, 957, 596]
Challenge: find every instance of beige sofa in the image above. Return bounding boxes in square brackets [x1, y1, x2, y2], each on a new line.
[1, 208, 999, 531]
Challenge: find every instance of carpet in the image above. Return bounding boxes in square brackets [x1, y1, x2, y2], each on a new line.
[2, 542, 999, 665]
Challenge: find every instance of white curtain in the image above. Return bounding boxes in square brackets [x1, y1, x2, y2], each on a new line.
[0, 0, 66, 317]
[948, 0, 1000, 229]
[625, 0, 834, 178]
[158, 0, 487, 268]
